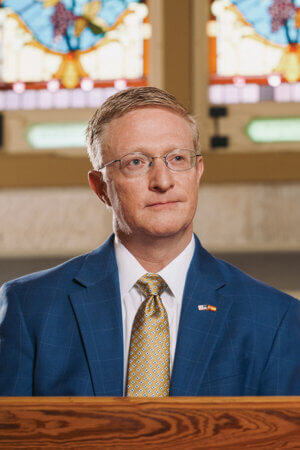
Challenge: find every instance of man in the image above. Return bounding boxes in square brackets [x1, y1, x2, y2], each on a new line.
[0, 86, 299, 396]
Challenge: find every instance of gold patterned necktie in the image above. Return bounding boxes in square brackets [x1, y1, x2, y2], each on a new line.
[126, 273, 170, 397]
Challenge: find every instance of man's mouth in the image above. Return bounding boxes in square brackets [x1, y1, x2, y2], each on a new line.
[146, 201, 179, 208]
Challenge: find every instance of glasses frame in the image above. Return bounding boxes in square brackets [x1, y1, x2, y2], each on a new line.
[98, 149, 202, 174]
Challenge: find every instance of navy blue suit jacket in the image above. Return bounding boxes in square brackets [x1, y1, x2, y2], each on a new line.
[0, 234, 299, 396]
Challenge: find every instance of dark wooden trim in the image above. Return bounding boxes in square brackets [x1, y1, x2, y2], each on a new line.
[0, 153, 91, 188]
[202, 152, 300, 183]
[163, 0, 192, 110]
[0, 152, 300, 188]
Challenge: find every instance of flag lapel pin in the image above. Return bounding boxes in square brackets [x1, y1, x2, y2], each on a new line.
[198, 304, 217, 312]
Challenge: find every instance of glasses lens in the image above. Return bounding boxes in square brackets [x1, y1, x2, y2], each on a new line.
[120, 153, 150, 175]
[166, 149, 196, 171]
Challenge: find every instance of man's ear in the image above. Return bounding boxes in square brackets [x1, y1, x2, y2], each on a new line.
[88, 170, 112, 207]
[196, 156, 204, 185]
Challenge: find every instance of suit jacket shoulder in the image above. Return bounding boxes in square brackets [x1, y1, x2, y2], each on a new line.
[170, 236, 300, 396]
[215, 250, 298, 316]
[2, 235, 114, 293]
[0, 234, 123, 396]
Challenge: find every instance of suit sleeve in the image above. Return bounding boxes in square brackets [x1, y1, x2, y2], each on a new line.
[0, 282, 34, 395]
[259, 297, 300, 395]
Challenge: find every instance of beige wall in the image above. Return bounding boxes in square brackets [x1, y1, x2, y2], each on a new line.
[1, 183, 300, 257]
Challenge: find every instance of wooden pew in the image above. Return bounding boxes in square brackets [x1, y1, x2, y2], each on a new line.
[0, 397, 299, 448]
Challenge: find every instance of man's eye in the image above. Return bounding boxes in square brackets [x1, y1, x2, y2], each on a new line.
[170, 155, 185, 163]
[127, 158, 143, 166]
[124, 157, 146, 169]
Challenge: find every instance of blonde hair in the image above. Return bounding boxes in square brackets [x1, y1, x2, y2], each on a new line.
[86, 86, 200, 169]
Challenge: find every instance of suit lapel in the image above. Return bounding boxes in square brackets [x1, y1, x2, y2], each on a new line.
[69, 235, 124, 396]
[170, 237, 233, 396]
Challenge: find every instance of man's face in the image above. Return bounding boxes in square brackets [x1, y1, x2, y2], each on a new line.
[90, 107, 203, 240]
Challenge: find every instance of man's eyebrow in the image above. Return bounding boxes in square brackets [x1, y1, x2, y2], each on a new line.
[122, 147, 148, 153]
[119, 146, 184, 155]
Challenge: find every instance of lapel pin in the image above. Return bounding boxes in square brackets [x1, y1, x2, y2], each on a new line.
[198, 304, 217, 312]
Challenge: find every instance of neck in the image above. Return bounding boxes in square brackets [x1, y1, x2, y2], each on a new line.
[116, 228, 193, 273]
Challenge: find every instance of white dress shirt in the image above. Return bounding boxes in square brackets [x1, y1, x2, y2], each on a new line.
[114, 235, 195, 391]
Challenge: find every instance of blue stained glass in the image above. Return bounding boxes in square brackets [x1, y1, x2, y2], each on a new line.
[1, 0, 139, 54]
[231, 0, 300, 45]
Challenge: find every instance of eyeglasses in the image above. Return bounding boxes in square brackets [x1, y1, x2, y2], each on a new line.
[98, 149, 201, 177]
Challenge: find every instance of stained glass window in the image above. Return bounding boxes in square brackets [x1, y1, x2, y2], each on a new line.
[0, 0, 149, 110]
[208, 0, 300, 104]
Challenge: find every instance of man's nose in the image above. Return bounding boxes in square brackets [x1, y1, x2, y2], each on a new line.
[148, 157, 175, 192]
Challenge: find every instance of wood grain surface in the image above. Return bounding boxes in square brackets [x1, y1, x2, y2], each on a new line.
[0, 397, 299, 449]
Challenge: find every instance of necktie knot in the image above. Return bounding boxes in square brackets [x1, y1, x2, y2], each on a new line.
[136, 273, 167, 298]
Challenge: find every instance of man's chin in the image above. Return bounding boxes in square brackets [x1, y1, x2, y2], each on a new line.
[143, 223, 188, 239]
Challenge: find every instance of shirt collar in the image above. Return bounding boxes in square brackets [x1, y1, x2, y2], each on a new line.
[158, 236, 195, 300]
[115, 235, 195, 300]
[114, 238, 146, 297]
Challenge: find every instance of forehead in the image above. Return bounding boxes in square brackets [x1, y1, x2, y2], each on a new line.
[103, 107, 193, 156]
